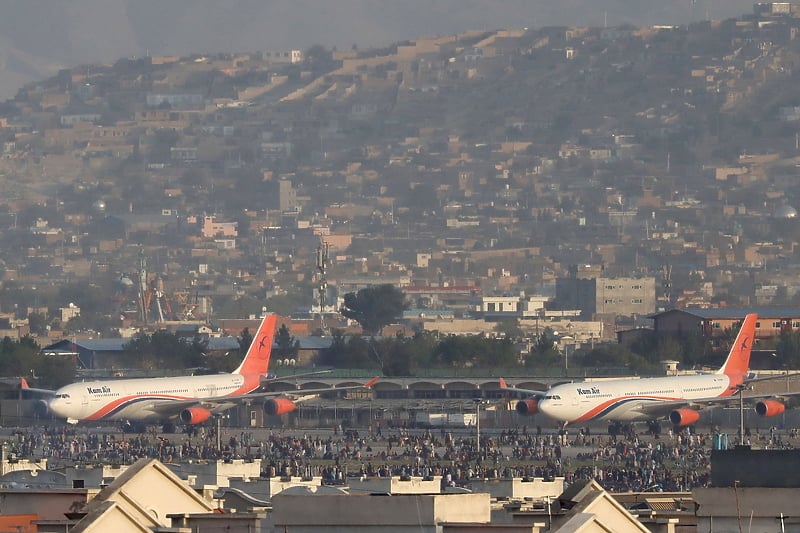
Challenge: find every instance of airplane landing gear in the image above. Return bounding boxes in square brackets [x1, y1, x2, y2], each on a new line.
[121, 421, 148, 434]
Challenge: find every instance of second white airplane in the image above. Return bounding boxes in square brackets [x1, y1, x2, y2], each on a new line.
[502, 313, 796, 427]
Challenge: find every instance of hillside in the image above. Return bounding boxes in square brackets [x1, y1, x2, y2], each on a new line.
[0, 1, 755, 99]
[3, 5, 800, 326]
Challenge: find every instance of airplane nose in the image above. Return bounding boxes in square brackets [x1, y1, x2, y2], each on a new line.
[537, 399, 552, 415]
[47, 399, 65, 418]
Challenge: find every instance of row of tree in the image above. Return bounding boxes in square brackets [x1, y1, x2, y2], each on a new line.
[0, 336, 76, 389]
[13, 286, 800, 388]
[320, 330, 519, 375]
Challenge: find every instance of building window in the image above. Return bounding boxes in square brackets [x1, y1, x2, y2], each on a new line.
[631, 298, 643, 304]
[773, 321, 781, 328]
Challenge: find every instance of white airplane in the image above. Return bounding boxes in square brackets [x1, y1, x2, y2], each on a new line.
[33, 314, 377, 431]
[501, 313, 797, 428]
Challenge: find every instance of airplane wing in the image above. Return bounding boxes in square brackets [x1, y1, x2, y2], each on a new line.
[20, 377, 56, 397]
[263, 369, 334, 381]
[634, 389, 800, 421]
[498, 377, 547, 398]
[146, 376, 380, 420]
[744, 372, 800, 385]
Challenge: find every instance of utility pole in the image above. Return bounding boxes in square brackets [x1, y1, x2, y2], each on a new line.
[138, 250, 148, 324]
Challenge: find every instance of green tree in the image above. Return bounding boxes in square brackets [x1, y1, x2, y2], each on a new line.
[776, 331, 800, 368]
[494, 319, 523, 340]
[265, 291, 312, 316]
[27, 312, 47, 336]
[122, 330, 207, 369]
[275, 323, 299, 361]
[525, 329, 562, 369]
[0, 336, 75, 389]
[238, 327, 254, 356]
[305, 44, 333, 69]
[340, 284, 409, 335]
[320, 330, 375, 368]
[433, 334, 517, 369]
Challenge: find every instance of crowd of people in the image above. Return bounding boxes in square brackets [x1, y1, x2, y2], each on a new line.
[1, 422, 794, 493]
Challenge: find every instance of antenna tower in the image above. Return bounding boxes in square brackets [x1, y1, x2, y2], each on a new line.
[316, 240, 330, 334]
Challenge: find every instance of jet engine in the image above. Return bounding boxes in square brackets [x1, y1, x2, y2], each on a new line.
[33, 399, 49, 417]
[264, 398, 297, 416]
[755, 399, 786, 417]
[179, 407, 213, 425]
[668, 408, 701, 427]
[515, 398, 540, 415]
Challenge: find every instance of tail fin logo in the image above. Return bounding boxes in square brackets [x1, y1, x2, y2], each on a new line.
[718, 313, 757, 383]
[234, 314, 277, 376]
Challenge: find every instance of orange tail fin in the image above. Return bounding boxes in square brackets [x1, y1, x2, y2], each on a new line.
[234, 314, 278, 376]
[716, 313, 757, 383]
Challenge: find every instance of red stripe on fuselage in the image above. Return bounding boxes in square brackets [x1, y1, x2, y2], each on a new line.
[84, 394, 191, 421]
[573, 395, 682, 422]
[82, 379, 263, 421]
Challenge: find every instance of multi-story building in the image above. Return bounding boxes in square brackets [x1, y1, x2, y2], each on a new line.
[555, 265, 656, 319]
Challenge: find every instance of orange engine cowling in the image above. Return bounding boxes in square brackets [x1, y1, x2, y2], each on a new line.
[668, 408, 701, 427]
[264, 398, 297, 416]
[515, 399, 540, 415]
[179, 407, 213, 425]
[755, 399, 786, 417]
[34, 399, 50, 417]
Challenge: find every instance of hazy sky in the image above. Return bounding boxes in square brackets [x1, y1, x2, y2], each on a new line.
[0, 0, 755, 99]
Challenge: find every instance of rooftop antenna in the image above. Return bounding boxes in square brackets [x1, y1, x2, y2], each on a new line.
[316, 240, 330, 334]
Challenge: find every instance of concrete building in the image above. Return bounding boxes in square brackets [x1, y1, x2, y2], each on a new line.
[167, 458, 262, 489]
[692, 446, 800, 533]
[650, 306, 800, 341]
[41, 458, 215, 532]
[469, 477, 564, 501]
[555, 269, 656, 320]
[348, 475, 442, 495]
[270, 492, 491, 532]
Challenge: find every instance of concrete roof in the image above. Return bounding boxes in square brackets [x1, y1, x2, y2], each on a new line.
[651, 307, 800, 320]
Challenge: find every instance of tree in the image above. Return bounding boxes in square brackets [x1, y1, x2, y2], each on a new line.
[525, 329, 562, 369]
[320, 329, 375, 368]
[275, 323, 299, 362]
[0, 336, 75, 389]
[340, 284, 409, 335]
[238, 327, 253, 356]
[494, 319, 523, 340]
[27, 312, 47, 336]
[122, 330, 207, 369]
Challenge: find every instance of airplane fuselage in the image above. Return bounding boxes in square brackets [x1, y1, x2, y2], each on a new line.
[538, 373, 735, 423]
[47, 373, 257, 423]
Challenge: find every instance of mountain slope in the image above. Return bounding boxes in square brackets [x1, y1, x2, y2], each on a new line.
[0, 0, 754, 99]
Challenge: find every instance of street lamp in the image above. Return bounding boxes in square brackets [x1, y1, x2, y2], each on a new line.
[736, 384, 753, 444]
[562, 335, 573, 374]
[472, 398, 488, 454]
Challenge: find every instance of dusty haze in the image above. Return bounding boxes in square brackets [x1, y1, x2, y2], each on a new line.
[0, 0, 754, 99]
